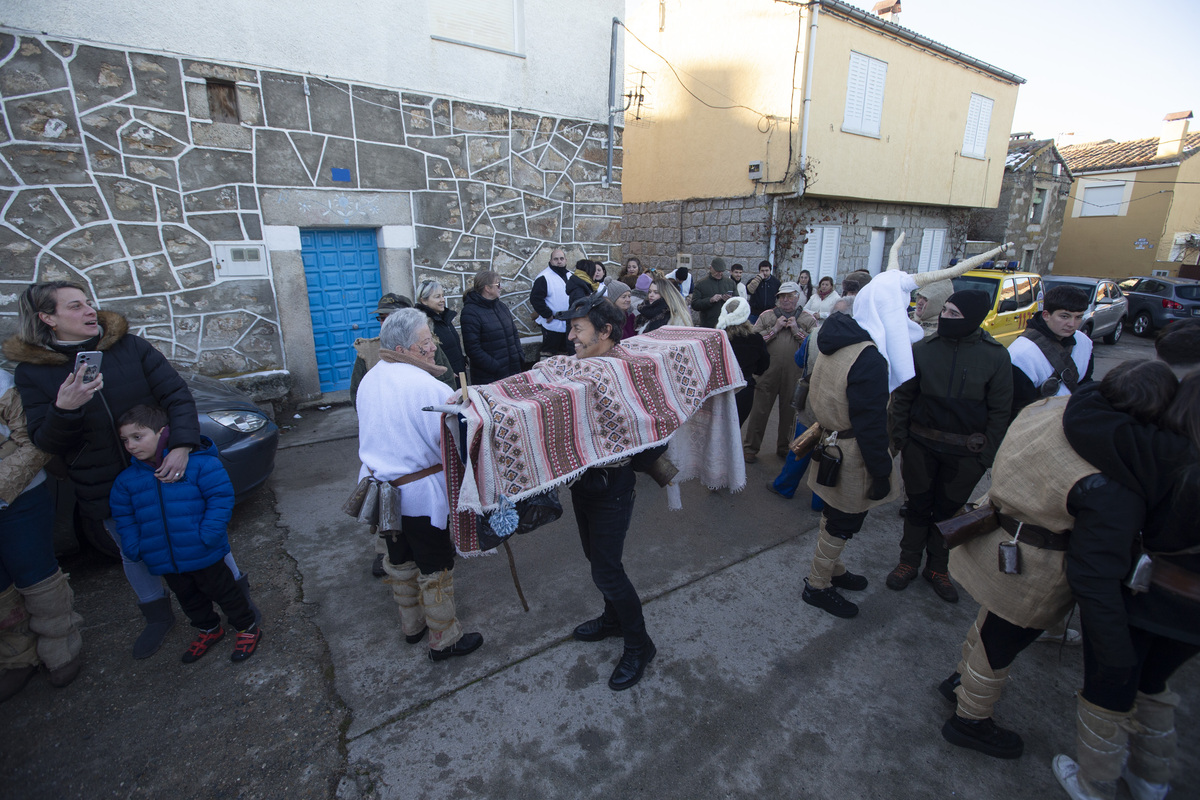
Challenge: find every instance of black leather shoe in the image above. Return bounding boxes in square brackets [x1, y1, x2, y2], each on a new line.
[371, 554, 386, 578]
[831, 571, 868, 591]
[938, 672, 961, 704]
[608, 638, 656, 691]
[573, 615, 622, 642]
[802, 580, 859, 618]
[941, 714, 1024, 759]
[429, 631, 483, 662]
[405, 625, 428, 645]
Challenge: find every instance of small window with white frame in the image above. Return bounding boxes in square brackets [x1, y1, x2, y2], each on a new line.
[801, 225, 841, 281]
[961, 93, 994, 159]
[1029, 187, 1048, 224]
[214, 243, 269, 278]
[431, 0, 525, 57]
[916, 228, 947, 273]
[842, 51, 887, 138]
[1079, 183, 1125, 217]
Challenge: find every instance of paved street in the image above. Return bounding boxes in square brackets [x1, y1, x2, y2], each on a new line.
[6, 330, 1196, 799]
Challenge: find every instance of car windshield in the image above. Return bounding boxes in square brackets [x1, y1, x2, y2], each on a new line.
[951, 276, 999, 306]
[1176, 285, 1200, 301]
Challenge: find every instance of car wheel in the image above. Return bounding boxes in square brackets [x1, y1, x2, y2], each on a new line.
[1103, 318, 1123, 345]
[1132, 312, 1153, 337]
[75, 506, 121, 561]
[1081, 322, 1093, 339]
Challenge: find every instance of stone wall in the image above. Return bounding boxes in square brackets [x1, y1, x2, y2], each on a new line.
[622, 196, 771, 274]
[0, 31, 621, 395]
[969, 149, 1071, 275]
[625, 191, 971, 282]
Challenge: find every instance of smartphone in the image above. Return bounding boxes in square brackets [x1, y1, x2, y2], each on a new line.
[73, 351, 103, 383]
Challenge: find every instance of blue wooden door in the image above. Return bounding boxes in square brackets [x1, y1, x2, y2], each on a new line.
[301, 228, 382, 392]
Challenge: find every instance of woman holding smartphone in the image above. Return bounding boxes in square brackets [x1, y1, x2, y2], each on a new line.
[3, 281, 254, 659]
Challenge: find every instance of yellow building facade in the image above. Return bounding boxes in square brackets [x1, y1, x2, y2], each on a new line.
[621, 0, 1022, 278]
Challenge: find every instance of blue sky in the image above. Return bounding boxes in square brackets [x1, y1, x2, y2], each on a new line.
[861, 0, 1200, 144]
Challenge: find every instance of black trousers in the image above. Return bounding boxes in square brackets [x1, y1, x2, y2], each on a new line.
[900, 440, 987, 572]
[822, 504, 868, 541]
[572, 486, 647, 648]
[383, 515, 455, 575]
[1081, 625, 1200, 712]
[164, 559, 254, 632]
[540, 328, 571, 356]
[979, 611, 1045, 669]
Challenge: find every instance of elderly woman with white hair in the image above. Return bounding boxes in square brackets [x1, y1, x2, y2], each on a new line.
[355, 308, 483, 662]
[716, 297, 769, 425]
[416, 280, 464, 387]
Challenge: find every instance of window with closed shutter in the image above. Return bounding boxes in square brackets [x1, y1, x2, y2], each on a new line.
[916, 229, 947, 273]
[1079, 184, 1125, 217]
[431, 0, 524, 56]
[801, 226, 841, 281]
[961, 93, 993, 159]
[842, 51, 887, 138]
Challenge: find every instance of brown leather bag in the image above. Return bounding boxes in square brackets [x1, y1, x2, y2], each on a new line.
[789, 422, 822, 460]
[936, 500, 1000, 549]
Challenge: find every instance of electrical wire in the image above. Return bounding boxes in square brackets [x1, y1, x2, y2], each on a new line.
[1065, 188, 1174, 211]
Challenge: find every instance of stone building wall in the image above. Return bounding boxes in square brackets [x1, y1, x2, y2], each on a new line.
[0, 31, 621, 398]
[968, 148, 1071, 274]
[624, 192, 970, 282]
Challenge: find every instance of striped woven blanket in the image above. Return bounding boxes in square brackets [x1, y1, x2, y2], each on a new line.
[442, 327, 746, 554]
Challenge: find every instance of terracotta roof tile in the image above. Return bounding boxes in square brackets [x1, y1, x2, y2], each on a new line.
[1060, 132, 1200, 173]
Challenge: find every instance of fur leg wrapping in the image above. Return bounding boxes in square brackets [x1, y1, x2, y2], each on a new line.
[1075, 694, 1136, 788]
[381, 559, 425, 637]
[954, 631, 1010, 721]
[0, 584, 38, 669]
[807, 522, 847, 590]
[955, 607, 988, 678]
[418, 569, 463, 651]
[18, 570, 83, 671]
[1128, 689, 1179, 785]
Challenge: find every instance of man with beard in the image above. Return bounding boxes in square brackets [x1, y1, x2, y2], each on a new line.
[1009, 285, 1093, 419]
[530, 248, 573, 357]
[888, 290, 1013, 603]
[742, 282, 816, 463]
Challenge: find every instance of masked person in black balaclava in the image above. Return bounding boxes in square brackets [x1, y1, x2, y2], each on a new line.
[888, 290, 1014, 603]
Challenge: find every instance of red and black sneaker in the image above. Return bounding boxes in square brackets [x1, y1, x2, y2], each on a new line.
[181, 627, 225, 663]
[231, 625, 262, 663]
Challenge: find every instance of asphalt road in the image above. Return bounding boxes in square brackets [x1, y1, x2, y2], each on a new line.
[3, 326, 1191, 800]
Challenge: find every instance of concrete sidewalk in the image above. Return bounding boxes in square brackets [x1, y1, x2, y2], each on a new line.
[273, 393, 1198, 800]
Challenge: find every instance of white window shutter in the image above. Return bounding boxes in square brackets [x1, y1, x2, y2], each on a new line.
[819, 226, 840, 280]
[917, 229, 946, 273]
[1080, 184, 1125, 217]
[802, 228, 823, 275]
[862, 59, 887, 137]
[432, 0, 520, 52]
[843, 52, 867, 133]
[972, 96, 993, 158]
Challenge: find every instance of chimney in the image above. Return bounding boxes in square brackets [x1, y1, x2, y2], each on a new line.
[1157, 110, 1192, 159]
[873, 1, 902, 24]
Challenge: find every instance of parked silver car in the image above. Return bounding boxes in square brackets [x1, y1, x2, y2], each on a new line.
[1040, 275, 1128, 345]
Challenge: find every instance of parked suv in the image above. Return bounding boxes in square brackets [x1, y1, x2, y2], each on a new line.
[950, 265, 1044, 346]
[1040, 276, 1128, 344]
[1117, 276, 1200, 336]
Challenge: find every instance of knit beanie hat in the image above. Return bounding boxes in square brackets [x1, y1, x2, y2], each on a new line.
[636, 272, 653, 292]
[945, 289, 992, 328]
[604, 277, 631, 302]
[715, 297, 750, 330]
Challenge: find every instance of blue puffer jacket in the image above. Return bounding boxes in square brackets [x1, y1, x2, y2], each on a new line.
[109, 438, 235, 575]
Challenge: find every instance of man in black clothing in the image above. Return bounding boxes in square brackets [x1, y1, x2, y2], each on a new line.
[747, 260, 781, 320]
[888, 290, 1013, 603]
[556, 294, 664, 691]
[530, 248, 573, 356]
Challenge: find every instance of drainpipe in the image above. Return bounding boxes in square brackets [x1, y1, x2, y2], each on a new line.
[604, 17, 620, 189]
[773, 2, 820, 270]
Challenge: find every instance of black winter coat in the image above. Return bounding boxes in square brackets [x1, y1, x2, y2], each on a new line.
[418, 304, 465, 376]
[1062, 383, 1200, 656]
[460, 291, 524, 385]
[635, 298, 671, 333]
[891, 327, 1012, 466]
[4, 312, 201, 519]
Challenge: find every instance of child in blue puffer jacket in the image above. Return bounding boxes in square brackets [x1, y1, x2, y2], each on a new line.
[110, 405, 261, 663]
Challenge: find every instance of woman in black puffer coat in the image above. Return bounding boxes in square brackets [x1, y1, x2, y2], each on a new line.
[4, 281, 253, 660]
[416, 280, 465, 382]
[460, 270, 524, 385]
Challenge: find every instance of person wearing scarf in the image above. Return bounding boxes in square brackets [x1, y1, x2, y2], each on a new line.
[803, 276, 841, 322]
[1009, 284, 1093, 421]
[567, 259, 601, 304]
[888, 289, 1013, 604]
[356, 308, 482, 662]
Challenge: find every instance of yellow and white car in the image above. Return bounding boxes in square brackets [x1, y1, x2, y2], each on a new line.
[950, 264, 1044, 347]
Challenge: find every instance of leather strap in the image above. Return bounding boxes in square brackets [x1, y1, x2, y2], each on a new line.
[1149, 558, 1200, 604]
[1022, 328, 1079, 393]
[383, 464, 443, 488]
[997, 513, 1069, 551]
[910, 423, 986, 453]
